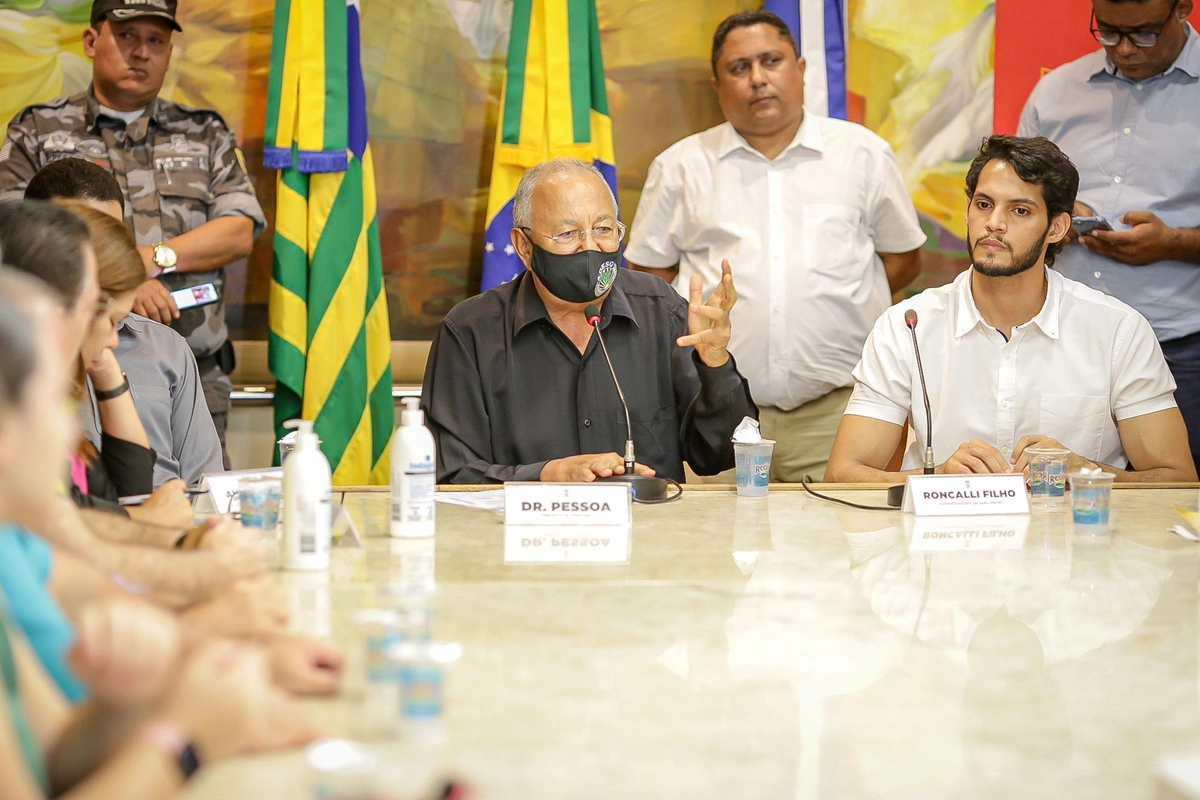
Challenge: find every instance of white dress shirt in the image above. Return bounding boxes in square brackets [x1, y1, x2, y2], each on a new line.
[846, 267, 1177, 470]
[626, 111, 927, 410]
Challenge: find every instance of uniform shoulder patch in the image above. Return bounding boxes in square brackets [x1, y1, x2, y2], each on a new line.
[162, 100, 233, 132]
[10, 92, 80, 127]
[24, 92, 80, 113]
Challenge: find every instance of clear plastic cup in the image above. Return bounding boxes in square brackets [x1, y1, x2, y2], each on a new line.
[237, 476, 281, 568]
[357, 609, 404, 678]
[306, 738, 427, 798]
[1028, 447, 1069, 507]
[734, 440, 775, 498]
[379, 583, 437, 642]
[1068, 471, 1116, 528]
[306, 739, 380, 799]
[354, 609, 404, 736]
[385, 641, 463, 730]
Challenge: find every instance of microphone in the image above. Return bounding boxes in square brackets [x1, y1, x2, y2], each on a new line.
[584, 304, 668, 501]
[585, 304, 635, 474]
[904, 310, 935, 475]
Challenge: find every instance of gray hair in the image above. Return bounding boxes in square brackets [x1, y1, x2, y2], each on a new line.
[511, 157, 618, 231]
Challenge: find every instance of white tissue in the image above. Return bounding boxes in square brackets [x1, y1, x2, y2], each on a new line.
[731, 416, 762, 443]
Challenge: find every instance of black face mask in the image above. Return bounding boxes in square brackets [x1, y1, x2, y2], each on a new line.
[524, 236, 620, 304]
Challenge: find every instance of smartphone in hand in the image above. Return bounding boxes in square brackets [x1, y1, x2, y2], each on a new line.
[1070, 216, 1113, 236]
[170, 282, 220, 309]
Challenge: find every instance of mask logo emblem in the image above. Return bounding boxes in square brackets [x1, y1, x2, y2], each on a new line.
[594, 260, 617, 297]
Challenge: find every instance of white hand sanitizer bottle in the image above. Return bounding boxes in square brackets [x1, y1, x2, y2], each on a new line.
[391, 398, 436, 538]
[282, 419, 332, 570]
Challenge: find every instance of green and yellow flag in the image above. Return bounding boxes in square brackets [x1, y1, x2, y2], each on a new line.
[481, 0, 616, 289]
[265, 0, 394, 485]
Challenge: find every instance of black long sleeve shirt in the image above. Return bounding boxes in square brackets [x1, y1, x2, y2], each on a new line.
[71, 433, 156, 516]
[421, 270, 758, 484]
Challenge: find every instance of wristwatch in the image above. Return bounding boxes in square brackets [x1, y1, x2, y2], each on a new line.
[139, 720, 201, 781]
[152, 242, 178, 277]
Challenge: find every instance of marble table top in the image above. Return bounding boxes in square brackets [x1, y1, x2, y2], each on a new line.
[181, 485, 1200, 800]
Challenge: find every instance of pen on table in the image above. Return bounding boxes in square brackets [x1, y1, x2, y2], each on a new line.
[118, 488, 211, 507]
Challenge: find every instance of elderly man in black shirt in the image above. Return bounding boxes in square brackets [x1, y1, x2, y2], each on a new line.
[422, 157, 757, 483]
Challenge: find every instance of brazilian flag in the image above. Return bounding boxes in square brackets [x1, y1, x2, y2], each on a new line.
[264, 0, 394, 485]
[481, 0, 617, 290]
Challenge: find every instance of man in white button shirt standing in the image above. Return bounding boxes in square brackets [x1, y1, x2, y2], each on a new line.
[625, 10, 926, 481]
[826, 135, 1196, 483]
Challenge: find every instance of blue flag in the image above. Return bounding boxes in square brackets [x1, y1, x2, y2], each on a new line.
[764, 0, 848, 119]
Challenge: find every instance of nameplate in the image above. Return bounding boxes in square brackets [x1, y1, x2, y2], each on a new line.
[195, 468, 284, 515]
[503, 482, 632, 526]
[503, 525, 631, 564]
[906, 514, 1030, 552]
[901, 474, 1029, 516]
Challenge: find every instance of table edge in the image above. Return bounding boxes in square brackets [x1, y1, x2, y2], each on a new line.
[331, 482, 1200, 493]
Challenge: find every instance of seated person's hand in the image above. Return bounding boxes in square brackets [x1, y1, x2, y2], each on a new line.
[197, 515, 260, 553]
[182, 578, 289, 639]
[937, 439, 1013, 474]
[266, 634, 345, 696]
[1010, 435, 1096, 476]
[69, 598, 182, 708]
[158, 640, 321, 762]
[540, 452, 657, 482]
[128, 478, 195, 530]
[85, 348, 125, 388]
[188, 516, 268, 579]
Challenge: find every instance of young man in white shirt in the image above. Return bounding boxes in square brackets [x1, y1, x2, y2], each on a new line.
[625, 10, 926, 481]
[826, 135, 1196, 483]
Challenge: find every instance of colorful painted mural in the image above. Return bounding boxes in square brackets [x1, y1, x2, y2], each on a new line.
[847, 0, 995, 293]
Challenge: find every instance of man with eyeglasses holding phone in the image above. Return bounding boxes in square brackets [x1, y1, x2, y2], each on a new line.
[420, 157, 757, 484]
[1018, 0, 1200, 469]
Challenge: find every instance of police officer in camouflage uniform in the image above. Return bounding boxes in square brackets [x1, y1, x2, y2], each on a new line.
[0, 0, 265, 466]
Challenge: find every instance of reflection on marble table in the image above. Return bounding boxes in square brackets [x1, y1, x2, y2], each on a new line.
[181, 487, 1200, 800]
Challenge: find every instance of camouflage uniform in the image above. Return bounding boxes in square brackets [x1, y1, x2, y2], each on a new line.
[0, 86, 266, 457]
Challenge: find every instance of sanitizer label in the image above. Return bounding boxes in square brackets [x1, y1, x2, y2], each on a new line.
[298, 493, 331, 554]
[394, 471, 435, 523]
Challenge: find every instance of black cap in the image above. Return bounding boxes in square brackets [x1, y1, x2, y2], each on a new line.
[91, 0, 182, 32]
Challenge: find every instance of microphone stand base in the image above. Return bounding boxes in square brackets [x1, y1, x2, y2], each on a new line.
[596, 474, 670, 502]
[887, 484, 905, 508]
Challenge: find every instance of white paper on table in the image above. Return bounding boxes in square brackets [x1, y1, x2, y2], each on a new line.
[434, 489, 505, 514]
